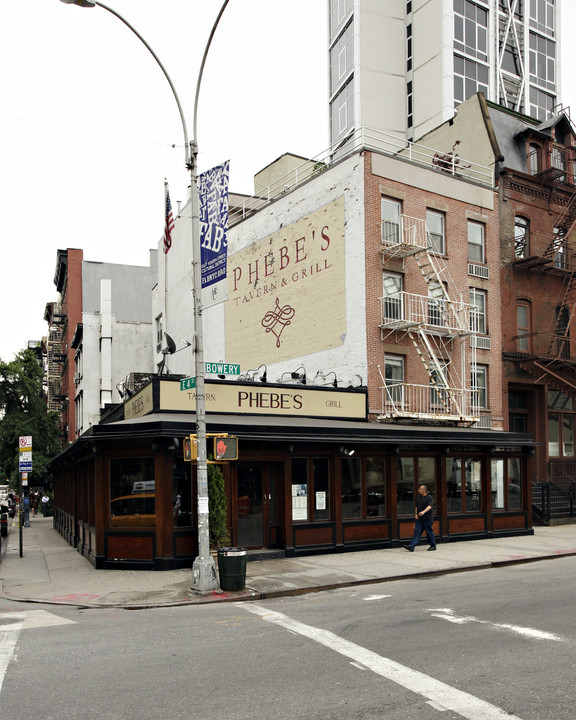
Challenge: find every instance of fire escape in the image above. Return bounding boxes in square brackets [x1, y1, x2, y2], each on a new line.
[510, 143, 576, 399]
[378, 215, 479, 425]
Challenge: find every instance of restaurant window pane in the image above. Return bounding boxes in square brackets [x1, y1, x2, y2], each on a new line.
[314, 458, 330, 521]
[465, 459, 481, 511]
[366, 457, 386, 517]
[291, 458, 309, 521]
[491, 459, 505, 509]
[341, 457, 362, 518]
[397, 458, 415, 515]
[446, 458, 462, 512]
[508, 458, 522, 509]
[110, 458, 155, 528]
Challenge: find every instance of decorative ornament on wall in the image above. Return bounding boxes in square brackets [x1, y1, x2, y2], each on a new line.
[261, 297, 295, 348]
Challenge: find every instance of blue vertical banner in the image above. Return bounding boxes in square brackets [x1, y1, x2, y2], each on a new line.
[199, 160, 230, 308]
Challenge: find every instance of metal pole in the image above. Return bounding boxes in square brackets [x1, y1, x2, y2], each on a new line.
[190, 0, 230, 594]
[63, 0, 231, 592]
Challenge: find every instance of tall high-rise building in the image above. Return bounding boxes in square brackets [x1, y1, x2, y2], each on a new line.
[329, 0, 561, 151]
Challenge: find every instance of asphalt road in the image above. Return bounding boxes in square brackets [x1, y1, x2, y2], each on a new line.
[1, 557, 574, 720]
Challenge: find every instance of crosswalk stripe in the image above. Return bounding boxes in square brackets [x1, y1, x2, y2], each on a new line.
[242, 603, 523, 720]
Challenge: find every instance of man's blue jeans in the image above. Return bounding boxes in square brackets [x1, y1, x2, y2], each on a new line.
[408, 516, 436, 549]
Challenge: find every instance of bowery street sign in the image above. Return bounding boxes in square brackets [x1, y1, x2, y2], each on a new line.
[180, 377, 197, 391]
[205, 362, 240, 375]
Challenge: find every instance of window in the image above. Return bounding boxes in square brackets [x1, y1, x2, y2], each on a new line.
[491, 458, 522, 510]
[454, 55, 489, 106]
[529, 0, 555, 36]
[330, 77, 354, 144]
[406, 23, 413, 71]
[453, 0, 488, 62]
[514, 216, 530, 257]
[382, 272, 403, 321]
[397, 457, 435, 516]
[529, 31, 556, 93]
[110, 458, 155, 528]
[75, 391, 83, 437]
[472, 364, 488, 409]
[528, 143, 541, 173]
[329, 0, 353, 36]
[428, 282, 447, 326]
[430, 360, 449, 407]
[384, 355, 404, 405]
[407, 80, 414, 131]
[529, 85, 555, 120]
[446, 457, 482, 512]
[341, 456, 387, 519]
[509, 390, 529, 433]
[291, 457, 331, 521]
[330, 18, 354, 91]
[468, 221, 485, 263]
[548, 391, 575, 457]
[517, 303, 531, 352]
[381, 197, 402, 245]
[172, 458, 192, 527]
[470, 288, 487, 334]
[426, 210, 445, 254]
[155, 314, 163, 350]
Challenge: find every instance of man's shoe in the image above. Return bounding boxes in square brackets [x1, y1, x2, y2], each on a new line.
[428, 546, 436, 551]
[404, 544, 414, 552]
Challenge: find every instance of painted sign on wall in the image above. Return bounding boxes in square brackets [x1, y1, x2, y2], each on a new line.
[225, 197, 346, 367]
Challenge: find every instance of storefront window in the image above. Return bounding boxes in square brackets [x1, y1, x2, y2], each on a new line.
[548, 391, 576, 457]
[341, 457, 362, 518]
[110, 458, 155, 527]
[447, 457, 481, 512]
[292, 457, 331, 522]
[397, 457, 415, 515]
[397, 457, 435, 515]
[291, 458, 309, 521]
[172, 459, 192, 527]
[366, 457, 386, 517]
[491, 458, 522, 510]
[314, 458, 330, 521]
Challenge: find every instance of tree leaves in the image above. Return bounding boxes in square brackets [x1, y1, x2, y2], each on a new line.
[0, 348, 61, 488]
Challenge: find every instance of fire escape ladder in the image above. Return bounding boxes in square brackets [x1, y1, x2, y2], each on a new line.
[408, 328, 463, 417]
[548, 189, 576, 347]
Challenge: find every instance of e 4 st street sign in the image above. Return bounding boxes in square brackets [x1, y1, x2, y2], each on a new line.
[180, 377, 197, 391]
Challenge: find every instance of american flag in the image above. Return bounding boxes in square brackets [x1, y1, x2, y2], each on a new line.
[163, 185, 175, 254]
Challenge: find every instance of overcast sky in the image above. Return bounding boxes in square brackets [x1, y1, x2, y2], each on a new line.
[0, 1, 574, 362]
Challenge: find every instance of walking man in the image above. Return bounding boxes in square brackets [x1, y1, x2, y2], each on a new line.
[405, 484, 436, 551]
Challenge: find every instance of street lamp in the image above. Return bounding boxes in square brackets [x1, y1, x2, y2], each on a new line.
[60, 0, 230, 593]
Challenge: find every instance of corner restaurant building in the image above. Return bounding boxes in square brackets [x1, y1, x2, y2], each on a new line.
[49, 377, 534, 570]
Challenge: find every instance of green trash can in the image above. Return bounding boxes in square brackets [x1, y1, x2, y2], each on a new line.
[217, 547, 247, 591]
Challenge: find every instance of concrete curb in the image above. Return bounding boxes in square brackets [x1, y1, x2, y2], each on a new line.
[3, 550, 576, 610]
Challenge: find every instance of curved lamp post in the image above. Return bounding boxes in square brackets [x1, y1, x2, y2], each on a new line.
[60, 0, 230, 593]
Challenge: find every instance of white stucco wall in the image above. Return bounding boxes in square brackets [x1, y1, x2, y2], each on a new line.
[154, 153, 368, 388]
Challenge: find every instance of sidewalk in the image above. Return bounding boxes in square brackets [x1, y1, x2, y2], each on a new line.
[2, 516, 576, 609]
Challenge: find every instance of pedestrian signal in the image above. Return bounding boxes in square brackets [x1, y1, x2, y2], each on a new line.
[183, 436, 197, 462]
[214, 436, 238, 460]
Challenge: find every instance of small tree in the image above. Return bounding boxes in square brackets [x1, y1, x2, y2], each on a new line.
[208, 461, 230, 549]
[0, 348, 61, 488]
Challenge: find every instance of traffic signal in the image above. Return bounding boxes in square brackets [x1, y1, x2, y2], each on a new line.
[213, 436, 238, 460]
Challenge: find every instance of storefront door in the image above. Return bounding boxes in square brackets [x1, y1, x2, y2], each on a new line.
[236, 462, 284, 548]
